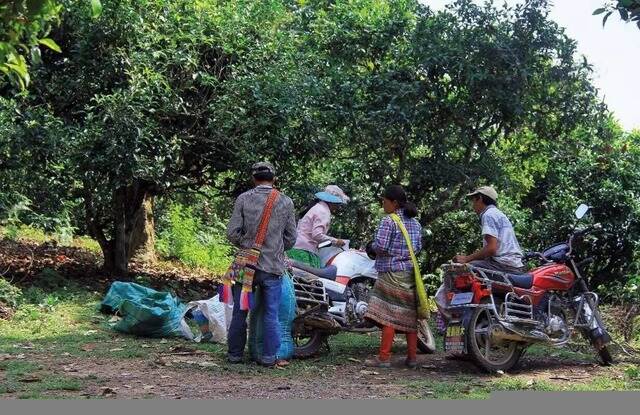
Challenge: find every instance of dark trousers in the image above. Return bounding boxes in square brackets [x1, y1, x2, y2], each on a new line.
[227, 270, 282, 364]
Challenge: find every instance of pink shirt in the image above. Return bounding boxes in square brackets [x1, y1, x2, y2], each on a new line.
[293, 201, 335, 254]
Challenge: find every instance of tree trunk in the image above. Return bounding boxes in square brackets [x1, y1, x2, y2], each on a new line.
[112, 187, 129, 276]
[85, 180, 158, 277]
[127, 194, 156, 263]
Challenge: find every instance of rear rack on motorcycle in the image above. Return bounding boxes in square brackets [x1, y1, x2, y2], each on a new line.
[292, 273, 328, 309]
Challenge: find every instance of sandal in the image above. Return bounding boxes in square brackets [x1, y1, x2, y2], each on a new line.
[364, 357, 391, 368]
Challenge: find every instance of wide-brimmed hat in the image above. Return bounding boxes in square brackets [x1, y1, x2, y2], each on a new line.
[315, 185, 350, 205]
[466, 186, 498, 201]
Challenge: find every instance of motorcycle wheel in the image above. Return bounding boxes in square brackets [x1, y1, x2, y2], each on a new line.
[417, 319, 436, 354]
[465, 306, 522, 373]
[292, 328, 327, 358]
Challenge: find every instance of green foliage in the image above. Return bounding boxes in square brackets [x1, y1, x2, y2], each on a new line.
[0, 0, 64, 89]
[0, 0, 638, 295]
[156, 204, 232, 274]
[0, 278, 23, 309]
[0, 194, 31, 240]
[595, 1, 640, 29]
[626, 365, 640, 380]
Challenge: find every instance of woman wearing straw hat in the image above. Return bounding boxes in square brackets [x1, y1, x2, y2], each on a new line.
[287, 185, 350, 268]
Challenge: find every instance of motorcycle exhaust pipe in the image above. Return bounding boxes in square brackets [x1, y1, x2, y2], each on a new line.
[303, 314, 341, 330]
[491, 323, 550, 343]
[490, 326, 527, 342]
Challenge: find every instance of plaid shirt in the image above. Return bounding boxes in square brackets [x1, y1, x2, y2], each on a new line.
[371, 209, 422, 272]
[226, 185, 297, 275]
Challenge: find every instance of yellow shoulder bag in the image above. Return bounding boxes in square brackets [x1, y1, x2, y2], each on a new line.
[390, 213, 430, 320]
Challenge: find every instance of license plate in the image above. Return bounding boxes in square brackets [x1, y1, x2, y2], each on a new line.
[445, 324, 465, 352]
[450, 292, 474, 306]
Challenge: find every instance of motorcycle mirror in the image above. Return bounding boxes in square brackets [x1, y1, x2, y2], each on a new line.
[574, 204, 590, 220]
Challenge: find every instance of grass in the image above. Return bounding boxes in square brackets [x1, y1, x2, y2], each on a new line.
[0, 359, 84, 398]
[403, 371, 640, 399]
[525, 343, 597, 362]
[0, 224, 101, 253]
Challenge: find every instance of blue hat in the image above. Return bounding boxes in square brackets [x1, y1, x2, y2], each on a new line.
[315, 185, 349, 205]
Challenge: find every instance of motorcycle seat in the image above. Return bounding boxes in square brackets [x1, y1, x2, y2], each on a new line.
[506, 273, 534, 289]
[290, 260, 338, 281]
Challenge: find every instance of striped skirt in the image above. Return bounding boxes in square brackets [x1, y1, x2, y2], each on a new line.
[365, 270, 418, 333]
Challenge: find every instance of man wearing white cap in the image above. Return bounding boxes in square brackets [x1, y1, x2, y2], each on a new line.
[287, 185, 350, 268]
[453, 186, 525, 274]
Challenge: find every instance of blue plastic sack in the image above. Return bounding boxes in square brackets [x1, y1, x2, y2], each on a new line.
[100, 281, 191, 339]
[248, 273, 296, 361]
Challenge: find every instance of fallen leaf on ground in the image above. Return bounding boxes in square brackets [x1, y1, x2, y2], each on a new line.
[141, 344, 151, 348]
[154, 357, 172, 367]
[20, 375, 42, 383]
[197, 362, 219, 368]
[63, 366, 78, 372]
[101, 387, 117, 397]
[15, 354, 26, 359]
[347, 358, 361, 363]
[167, 345, 198, 355]
[421, 364, 436, 369]
[160, 339, 168, 344]
[83, 330, 98, 336]
[496, 370, 505, 376]
[360, 370, 379, 376]
[81, 343, 96, 352]
[143, 385, 155, 390]
[160, 375, 171, 379]
[13, 343, 35, 349]
[109, 348, 124, 352]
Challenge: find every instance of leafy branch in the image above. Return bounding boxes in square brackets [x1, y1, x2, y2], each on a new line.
[594, 0, 640, 29]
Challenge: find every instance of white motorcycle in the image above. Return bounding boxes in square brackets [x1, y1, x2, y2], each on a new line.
[289, 241, 436, 357]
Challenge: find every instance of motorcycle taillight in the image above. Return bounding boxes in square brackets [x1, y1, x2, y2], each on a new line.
[454, 274, 473, 289]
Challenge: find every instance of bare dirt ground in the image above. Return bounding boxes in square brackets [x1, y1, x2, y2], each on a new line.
[1, 237, 638, 399]
[3, 347, 630, 399]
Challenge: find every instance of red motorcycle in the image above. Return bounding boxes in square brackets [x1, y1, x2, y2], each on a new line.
[438, 204, 613, 372]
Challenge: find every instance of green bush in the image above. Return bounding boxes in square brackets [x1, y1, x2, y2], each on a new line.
[0, 278, 22, 309]
[156, 204, 232, 274]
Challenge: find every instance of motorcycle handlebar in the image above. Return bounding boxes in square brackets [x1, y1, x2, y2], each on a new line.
[524, 251, 544, 261]
[574, 223, 602, 238]
[576, 257, 595, 268]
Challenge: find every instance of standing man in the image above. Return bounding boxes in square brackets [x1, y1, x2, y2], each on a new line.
[454, 186, 525, 274]
[225, 161, 297, 367]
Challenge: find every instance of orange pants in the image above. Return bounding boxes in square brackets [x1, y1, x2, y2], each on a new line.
[379, 325, 417, 362]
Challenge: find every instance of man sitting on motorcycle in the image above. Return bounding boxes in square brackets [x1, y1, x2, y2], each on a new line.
[454, 186, 526, 275]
